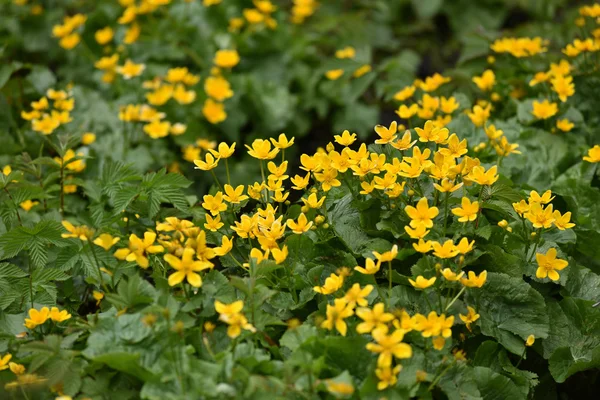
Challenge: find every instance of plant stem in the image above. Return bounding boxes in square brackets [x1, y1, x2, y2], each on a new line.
[443, 192, 449, 237]
[59, 159, 65, 217]
[209, 169, 223, 191]
[388, 261, 393, 305]
[3, 187, 22, 226]
[428, 360, 456, 391]
[89, 242, 108, 292]
[444, 286, 466, 312]
[225, 159, 231, 186]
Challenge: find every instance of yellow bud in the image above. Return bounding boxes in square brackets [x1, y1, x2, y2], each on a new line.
[458, 255, 465, 265]
[310, 225, 317, 231]
[310, 188, 317, 193]
[301, 205, 309, 213]
[497, 219, 508, 228]
[285, 200, 291, 206]
[487, 55, 496, 64]
[171, 320, 185, 334]
[390, 204, 397, 209]
[435, 263, 442, 271]
[415, 370, 428, 382]
[315, 215, 325, 225]
[142, 313, 157, 326]
[407, 189, 415, 197]
[507, 227, 513, 232]
[322, 223, 330, 229]
[531, 232, 537, 238]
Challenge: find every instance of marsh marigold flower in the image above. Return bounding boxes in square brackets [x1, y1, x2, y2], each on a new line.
[535, 248, 568, 281]
[321, 298, 354, 336]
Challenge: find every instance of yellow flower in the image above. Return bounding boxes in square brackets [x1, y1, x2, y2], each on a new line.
[459, 306, 480, 331]
[529, 190, 554, 204]
[82, 132, 96, 145]
[19, 200, 38, 211]
[93, 291, 104, 306]
[24, 307, 50, 329]
[376, 365, 401, 391]
[313, 272, 344, 295]
[213, 49, 240, 68]
[321, 298, 354, 336]
[61, 220, 94, 241]
[223, 184, 249, 204]
[202, 99, 227, 124]
[467, 165, 498, 186]
[270, 133, 295, 149]
[405, 197, 439, 229]
[335, 46, 355, 59]
[356, 303, 395, 334]
[531, 99, 558, 119]
[412, 239, 432, 253]
[372, 244, 398, 263]
[246, 138, 279, 160]
[59, 33, 81, 50]
[204, 214, 224, 232]
[326, 380, 355, 396]
[143, 120, 170, 139]
[204, 76, 234, 101]
[366, 327, 412, 367]
[207, 143, 235, 160]
[583, 145, 600, 163]
[460, 270, 487, 288]
[173, 84, 196, 104]
[0, 354, 12, 371]
[354, 258, 380, 275]
[202, 192, 227, 216]
[32, 114, 60, 135]
[535, 248, 568, 281]
[116, 59, 145, 79]
[524, 202, 555, 229]
[409, 276, 436, 289]
[194, 153, 220, 171]
[287, 213, 313, 234]
[314, 167, 341, 191]
[353, 64, 372, 78]
[332, 130, 356, 147]
[556, 119, 574, 132]
[374, 121, 398, 144]
[526, 335, 535, 346]
[404, 224, 430, 239]
[325, 69, 344, 80]
[393, 85, 415, 101]
[215, 300, 255, 338]
[418, 73, 451, 92]
[553, 210, 575, 230]
[9, 362, 25, 375]
[49, 307, 71, 322]
[472, 69, 496, 91]
[433, 178, 463, 193]
[93, 233, 120, 251]
[344, 283, 373, 307]
[271, 245, 288, 264]
[441, 268, 464, 281]
[551, 74, 574, 102]
[455, 237, 475, 255]
[95, 26, 114, 45]
[165, 248, 212, 287]
[451, 197, 479, 222]
[113, 232, 165, 269]
[467, 104, 491, 127]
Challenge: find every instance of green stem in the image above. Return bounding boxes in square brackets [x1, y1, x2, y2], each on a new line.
[259, 161, 268, 203]
[388, 261, 393, 305]
[515, 346, 527, 369]
[89, 242, 108, 292]
[444, 286, 466, 312]
[443, 192, 449, 237]
[225, 158, 231, 186]
[428, 360, 456, 391]
[209, 169, 223, 191]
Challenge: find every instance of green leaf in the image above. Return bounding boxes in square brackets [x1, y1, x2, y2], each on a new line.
[411, 0, 443, 19]
[466, 272, 549, 355]
[543, 298, 600, 382]
[328, 194, 391, 257]
[473, 366, 526, 400]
